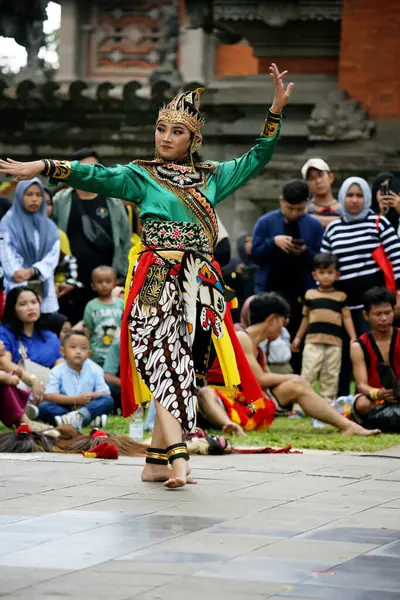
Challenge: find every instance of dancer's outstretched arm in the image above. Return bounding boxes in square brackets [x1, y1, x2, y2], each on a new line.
[0, 159, 146, 204]
[214, 63, 294, 202]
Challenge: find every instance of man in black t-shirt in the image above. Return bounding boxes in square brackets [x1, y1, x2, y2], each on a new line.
[52, 148, 131, 322]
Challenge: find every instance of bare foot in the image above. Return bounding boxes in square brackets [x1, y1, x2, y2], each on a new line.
[141, 464, 170, 482]
[164, 457, 187, 489]
[222, 422, 244, 437]
[341, 422, 381, 437]
[142, 462, 196, 484]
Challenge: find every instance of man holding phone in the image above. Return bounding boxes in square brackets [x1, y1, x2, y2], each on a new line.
[371, 172, 400, 236]
[251, 180, 324, 372]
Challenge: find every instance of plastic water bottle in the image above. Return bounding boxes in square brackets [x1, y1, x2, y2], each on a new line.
[144, 400, 156, 431]
[333, 395, 354, 415]
[313, 395, 354, 428]
[129, 406, 144, 441]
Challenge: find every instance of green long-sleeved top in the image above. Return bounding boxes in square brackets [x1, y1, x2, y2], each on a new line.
[57, 132, 279, 224]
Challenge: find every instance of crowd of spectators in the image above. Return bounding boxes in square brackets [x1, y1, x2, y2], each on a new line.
[0, 149, 400, 437]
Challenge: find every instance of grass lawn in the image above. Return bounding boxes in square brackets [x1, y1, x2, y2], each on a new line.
[96, 415, 400, 452]
[2, 415, 399, 454]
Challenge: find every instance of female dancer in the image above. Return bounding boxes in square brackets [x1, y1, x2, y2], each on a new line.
[0, 63, 292, 488]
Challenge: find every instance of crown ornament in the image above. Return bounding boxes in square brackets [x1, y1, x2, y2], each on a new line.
[157, 88, 205, 134]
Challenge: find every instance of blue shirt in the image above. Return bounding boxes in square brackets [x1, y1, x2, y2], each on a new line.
[45, 358, 111, 397]
[251, 209, 324, 293]
[0, 324, 62, 367]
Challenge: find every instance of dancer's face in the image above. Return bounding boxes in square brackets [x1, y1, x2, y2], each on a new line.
[155, 121, 191, 161]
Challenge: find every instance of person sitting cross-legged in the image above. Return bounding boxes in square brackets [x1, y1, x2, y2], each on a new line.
[206, 292, 380, 437]
[39, 330, 114, 431]
[350, 287, 400, 432]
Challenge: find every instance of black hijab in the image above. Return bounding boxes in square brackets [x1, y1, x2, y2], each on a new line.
[371, 172, 400, 231]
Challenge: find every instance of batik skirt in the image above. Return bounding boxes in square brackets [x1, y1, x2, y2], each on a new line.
[121, 220, 230, 433]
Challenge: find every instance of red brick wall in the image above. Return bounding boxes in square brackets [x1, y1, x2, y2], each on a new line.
[259, 57, 338, 75]
[339, 0, 400, 119]
[215, 42, 259, 78]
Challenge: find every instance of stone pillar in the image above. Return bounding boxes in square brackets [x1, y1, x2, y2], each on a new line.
[56, 0, 78, 83]
[180, 26, 210, 83]
[339, 0, 400, 119]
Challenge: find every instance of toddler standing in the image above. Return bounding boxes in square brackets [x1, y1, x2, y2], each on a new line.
[292, 253, 356, 401]
[83, 266, 124, 366]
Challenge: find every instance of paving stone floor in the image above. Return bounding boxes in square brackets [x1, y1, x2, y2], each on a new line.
[1, 447, 400, 599]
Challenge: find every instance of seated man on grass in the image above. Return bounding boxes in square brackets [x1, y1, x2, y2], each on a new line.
[204, 292, 380, 437]
[39, 330, 114, 431]
[351, 287, 400, 432]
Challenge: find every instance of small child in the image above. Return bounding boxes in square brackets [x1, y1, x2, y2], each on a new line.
[39, 330, 114, 431]
[292, 253, 356, 402]
[83, 266, 124, 366]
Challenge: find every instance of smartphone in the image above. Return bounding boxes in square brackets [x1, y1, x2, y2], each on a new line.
[380, 182, 390, 197]
[292, 239, 305, 246]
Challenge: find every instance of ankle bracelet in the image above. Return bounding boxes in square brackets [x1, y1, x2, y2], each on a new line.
[166, 443, 189, 464]
[146, 447, 168, 465]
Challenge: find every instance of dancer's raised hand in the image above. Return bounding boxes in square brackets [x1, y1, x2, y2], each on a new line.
[0, 158, 43, 182]
[269, 63, 294, 113]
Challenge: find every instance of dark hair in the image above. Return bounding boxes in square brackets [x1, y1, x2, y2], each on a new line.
[249, 292, 290, 325]
[363, 287, 396, 313]
[2, 287, 44, 338]
[43, 187, 52, 202]
[313, 252, 339, 270]
[0, 428, 53, 453]
[62, 330, 90, 346]
[192, 151, 202, 163]
[282, 180, 309, 205]
[72, 147, 100, 163]
[91, 265, 117, 280]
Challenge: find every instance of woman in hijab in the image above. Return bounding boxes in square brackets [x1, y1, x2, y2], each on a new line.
[0, 178, 60, 316]
[322, 176, 400, 395]
[371, 172, 400, 236]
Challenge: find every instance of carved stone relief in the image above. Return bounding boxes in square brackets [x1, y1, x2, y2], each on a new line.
[308, 90, 375, 142]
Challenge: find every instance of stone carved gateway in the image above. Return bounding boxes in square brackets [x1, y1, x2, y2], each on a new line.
[84, 0, 181, 84]
[185, 0, 342, 29]
[308, 90, 375, 142]
[0, 0, 397, 219]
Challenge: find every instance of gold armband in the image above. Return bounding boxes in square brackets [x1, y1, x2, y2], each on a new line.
[42, 159, 72, 180]
[369, 388, 380, 402]
[261, 108, 282, 138]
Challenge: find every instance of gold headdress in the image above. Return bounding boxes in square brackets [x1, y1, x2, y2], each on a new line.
[157, 88, 205, 155]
